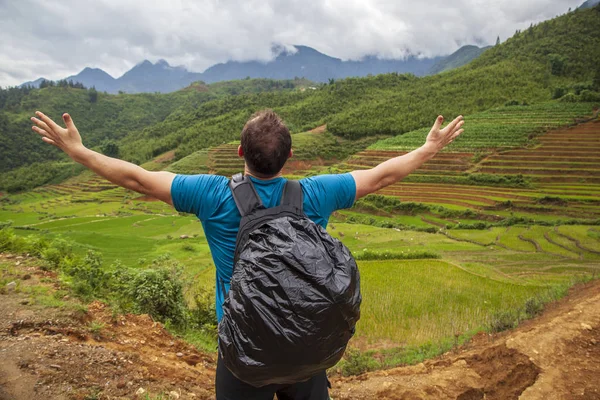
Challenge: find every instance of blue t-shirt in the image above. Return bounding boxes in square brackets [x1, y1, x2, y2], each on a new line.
[171, 174, 356, 321]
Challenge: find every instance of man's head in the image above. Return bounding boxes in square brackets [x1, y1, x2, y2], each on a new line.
[239, 110, 292, 177]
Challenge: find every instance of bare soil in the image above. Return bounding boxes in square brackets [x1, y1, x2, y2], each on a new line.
[308, 125, 327, 134]
[1, 255, 599, 400]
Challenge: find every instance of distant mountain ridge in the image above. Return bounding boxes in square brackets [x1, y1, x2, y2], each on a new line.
[20, 44, 488, 94]
[579, 0, 600, 9]
[429, 45, 492, 75]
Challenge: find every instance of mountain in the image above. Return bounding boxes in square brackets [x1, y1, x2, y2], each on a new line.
[20, 77, 48, 88]
[579, 0, 600, 9]
[428, 45, 492, 75]
[58, 61, 203, 94]
[202, 45, 441, 83]
[117, 59, 202, 93]
[343, 54, 440, 78]
[65, 67, 117, 92]
[18, 46, 448, 94]
[202, 45, 343, 83]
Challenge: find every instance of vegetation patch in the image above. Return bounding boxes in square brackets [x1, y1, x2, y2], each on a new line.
[0, 227, 218, 351]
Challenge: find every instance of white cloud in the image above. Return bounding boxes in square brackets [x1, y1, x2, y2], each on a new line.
[0, 0, 583, 87]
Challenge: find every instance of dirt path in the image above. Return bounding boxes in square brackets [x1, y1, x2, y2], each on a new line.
[1, 255, 599, 399]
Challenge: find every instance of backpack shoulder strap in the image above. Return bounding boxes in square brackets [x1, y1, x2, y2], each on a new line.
[229, 173, 263, 217]
[281, 180, 303, 213]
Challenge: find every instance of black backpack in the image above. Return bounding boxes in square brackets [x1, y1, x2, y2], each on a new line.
[218, 174, 361, 387]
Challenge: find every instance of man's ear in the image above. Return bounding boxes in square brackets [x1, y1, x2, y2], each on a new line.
[289, 149, 293, 158]
[238, 145, 244, 158]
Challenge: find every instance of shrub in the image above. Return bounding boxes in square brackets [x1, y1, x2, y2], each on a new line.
[189, 286, 217, 334]
[552, 87, 567, 99]
[339, 349, 380, 376]
[181, 244, 195, 252]
[488, 310, 518, 333]
[536, 196, 567, 206]
[355, 250, 440, 260]
[22, 235, 50, 257]
[524, 298, 544, 318]
[126, 255, 187, 325]
[63, 250, 111, 299]
[41, 237, 73, 269]
[356, 195, 432, 215]
[446, 221, 491, 230]
[0, 228, 19, 252]
[580, 90, 600, 102]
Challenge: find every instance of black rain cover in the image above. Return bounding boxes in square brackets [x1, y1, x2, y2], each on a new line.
[218, 215, 361, 387]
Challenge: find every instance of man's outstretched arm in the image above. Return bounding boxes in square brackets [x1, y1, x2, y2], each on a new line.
[31, 111, 175, 205]
[351, 115, 464, 200]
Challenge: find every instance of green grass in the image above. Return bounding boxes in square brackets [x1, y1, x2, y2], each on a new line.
[521, 226, 583, 258]
[445, 228, 505, 246]
[557, 225, 600, 254]
[167, 150, 210, 175]
[355, 259, 554, 345]
[497, 226, 538, 252]
[328, 223, 484, 255]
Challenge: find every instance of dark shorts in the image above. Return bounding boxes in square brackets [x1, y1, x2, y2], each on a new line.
[216, 355, 330, 400]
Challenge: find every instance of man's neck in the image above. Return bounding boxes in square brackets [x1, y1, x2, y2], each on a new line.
[244, 165, 283, 180]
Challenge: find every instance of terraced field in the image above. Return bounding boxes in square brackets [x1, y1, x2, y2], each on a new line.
[24, 174, 124, 204]
[205, 143, 245, 176]
[340, 103, 600, 215]
[340, 151, 474, 175]
[370, 102, 596, 152]
[199, 129, 356, 177]
[478, 120, 600, 184]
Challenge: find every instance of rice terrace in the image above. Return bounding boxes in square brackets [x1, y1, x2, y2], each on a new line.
[1, 4, 600, 400]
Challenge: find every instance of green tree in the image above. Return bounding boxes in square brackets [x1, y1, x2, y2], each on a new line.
[101, 140, 120, 158]
[548, 54, 566, 76]
[88, 87, 98, 103]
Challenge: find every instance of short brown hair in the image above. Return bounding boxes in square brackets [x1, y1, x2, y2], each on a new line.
[240, 110, 292, 176]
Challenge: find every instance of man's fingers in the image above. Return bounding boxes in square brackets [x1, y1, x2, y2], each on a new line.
[35, 111, 62, 132]
[63, 113, 76, 130]
[432, 115, 444, 132]
[453, 121, 465, 134]
[41, 137, 57, 146]
[31, 117, 51, 133]
[443, 115, 464, 134]
[32, 126, 50, 137]
[449, 129, 463, 144]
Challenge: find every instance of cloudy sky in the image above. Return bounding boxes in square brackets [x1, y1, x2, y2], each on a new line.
[0, 0, 583, 87]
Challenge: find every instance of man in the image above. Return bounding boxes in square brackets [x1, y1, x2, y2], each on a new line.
[31, 109, 464, 399]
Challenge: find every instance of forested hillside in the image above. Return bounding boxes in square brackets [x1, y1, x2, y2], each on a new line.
[1, 6, 599, 192]
[0, 79, 310, 172]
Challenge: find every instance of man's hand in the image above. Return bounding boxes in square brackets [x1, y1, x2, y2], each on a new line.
[31, 112, 86, 159]
[423, 115, 465, 154]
